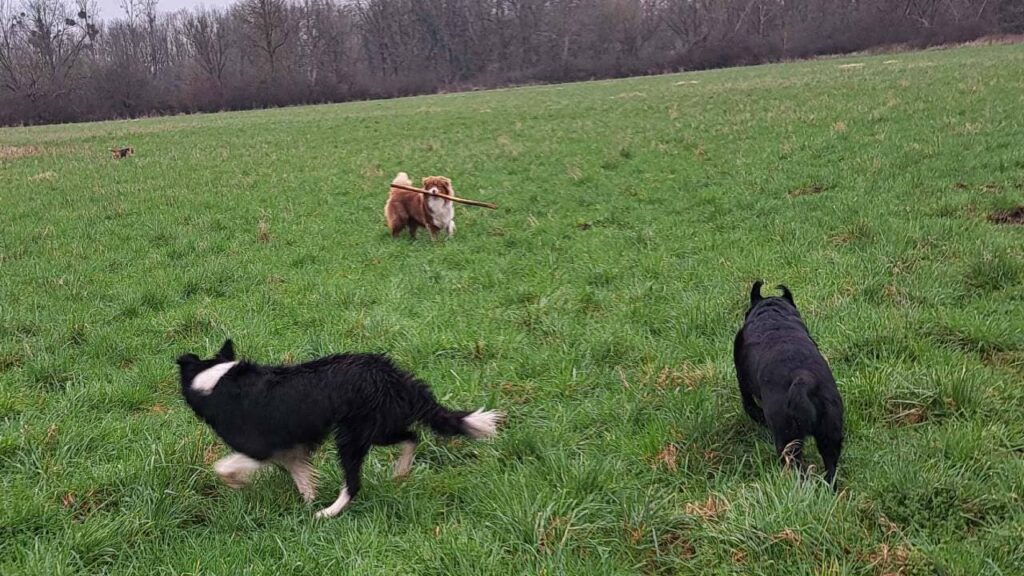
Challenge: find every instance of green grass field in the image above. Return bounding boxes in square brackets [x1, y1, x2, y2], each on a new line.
[2, 44, 1023, 575]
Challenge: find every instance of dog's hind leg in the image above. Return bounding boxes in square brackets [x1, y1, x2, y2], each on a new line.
[213, 453, 268, 489]
[817, 432, 842, 491]
[387, 204, 408, 238]
[379, 430, 418, 480]
[275, 447, 318, 503]
[315, 431, 370, 519]
[740, 390, 766, 426]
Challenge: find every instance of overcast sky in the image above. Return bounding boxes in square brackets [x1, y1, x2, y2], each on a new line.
[94, 0, 236, 20]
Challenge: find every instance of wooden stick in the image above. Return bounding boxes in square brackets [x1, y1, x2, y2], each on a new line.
[389, 182, 498, 209]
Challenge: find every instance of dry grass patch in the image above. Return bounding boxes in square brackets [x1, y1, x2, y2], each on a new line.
[0, 145, 42, 160]
[988, 206, 1024, 225]
[685, 494, 730, 521]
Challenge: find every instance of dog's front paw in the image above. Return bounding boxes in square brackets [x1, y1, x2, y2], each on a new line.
[314, 487, 352, 518]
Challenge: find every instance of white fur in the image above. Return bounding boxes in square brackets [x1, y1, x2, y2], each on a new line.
[462, 409, 503, 439]
[191, 361, 238, 395]
[426, 187, 456, 238]
[393, 441, 416, 479]
[315, 486, 351, 518]
[213, 453, 266, 488]
[392, 172, 412, 187]
[275, 448, 318, 503]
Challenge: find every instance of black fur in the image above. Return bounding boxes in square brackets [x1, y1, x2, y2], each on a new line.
[177, 339, 499, 511]
[733, 281, 844, 488]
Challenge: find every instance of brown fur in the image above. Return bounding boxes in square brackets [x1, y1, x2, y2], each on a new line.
[385, 173, 455, 240]
[111, 147, 134, 159]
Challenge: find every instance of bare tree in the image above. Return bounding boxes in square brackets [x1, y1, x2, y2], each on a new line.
[236, 0, 291, 79]
[182, 7, 231, 89]
[1, 0, 1021, 125]
[1, 0, 98, 120]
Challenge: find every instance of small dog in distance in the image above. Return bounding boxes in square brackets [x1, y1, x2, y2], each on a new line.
[733, 281, 844, 488]
[385, 172, 456, 240]
[177, 340, 503, 518]
[110, 147, 134, 159]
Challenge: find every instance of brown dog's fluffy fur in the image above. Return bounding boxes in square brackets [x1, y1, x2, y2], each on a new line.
[385, 173, 456, 240]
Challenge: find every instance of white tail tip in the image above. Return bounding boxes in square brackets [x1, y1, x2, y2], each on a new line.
[392, 172, 411, 186]
[463, 409, 504, 439]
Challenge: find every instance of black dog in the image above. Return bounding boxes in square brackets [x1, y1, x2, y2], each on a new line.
[177, 340, 503, 518]
[733, 281, 844, 487]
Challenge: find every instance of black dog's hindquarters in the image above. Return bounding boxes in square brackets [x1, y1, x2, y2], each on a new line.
[733, 281, 844, 487]
[177, 340, 503, 518]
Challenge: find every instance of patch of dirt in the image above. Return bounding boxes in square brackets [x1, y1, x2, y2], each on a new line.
[499, 380, 536, 405]
[685, 495, 730, 521]
[659, 532, 695, 559]
[29, 171, 57, 182]
[864, 542, 915, 575]
[257, 219, 271, 243]
[885, 400, 928, 427]
[878, 515, 902, 536]
[361, 163, 383, 178]
[652, 443, 679, 472]
[988, 206, 1024, 225]
[654, 362, 716, 391]
[203, 445, 220, 466]
[771, 528, 802, 547]
[45, 424, 58, 445]
[789, 184, 827, 197]
[60, 488, 113, 521]
[0, 145, 42, 160]
[981, 350, 1024, 375]
[538, 515, 570, 553]
[0, 352, 23, 371]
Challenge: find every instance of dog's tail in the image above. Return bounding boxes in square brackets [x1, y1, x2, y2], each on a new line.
[419, 402, 504, 440]
[392, 172, 412, 187]
[787, 374, 818, 431]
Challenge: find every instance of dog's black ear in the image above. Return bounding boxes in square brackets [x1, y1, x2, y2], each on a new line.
[176, 353, 200, 366]
[216, 339, 235, 361]
[750, 280, 764, 306]
[777, 284, 794, 305]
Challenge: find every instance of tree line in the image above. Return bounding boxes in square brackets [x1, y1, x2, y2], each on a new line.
[1, 0, 1021, 126]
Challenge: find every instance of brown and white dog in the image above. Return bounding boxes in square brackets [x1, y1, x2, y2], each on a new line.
[385, 172, 456, 240]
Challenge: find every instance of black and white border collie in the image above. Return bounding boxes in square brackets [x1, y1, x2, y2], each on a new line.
[177, 340, 503, 518]
[733, 281, 844, 488]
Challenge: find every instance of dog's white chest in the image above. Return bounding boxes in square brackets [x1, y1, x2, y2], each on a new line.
[191, 361, 239, 395]
[427, 196, 454, 229]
